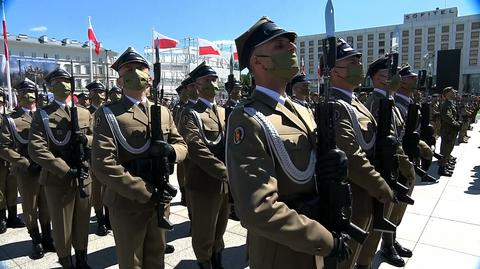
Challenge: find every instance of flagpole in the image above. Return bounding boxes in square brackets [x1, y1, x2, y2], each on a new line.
[151, 27, 155, 64]
[2, 0, 12, 110]
[196, 37, 200, 64]
[88, 16, 94, 83]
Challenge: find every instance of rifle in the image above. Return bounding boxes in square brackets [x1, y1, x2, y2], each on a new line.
[69, 61, 88, 198]
[150, 46, 177, 230]
[316, 1, 368, 254]
[225, 54, 236, 126]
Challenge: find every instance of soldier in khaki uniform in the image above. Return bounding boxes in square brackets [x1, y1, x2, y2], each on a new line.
[290, 74, 315, 119]
[430, 94, 441, 139]
[458, 94, 472, 143]
[0, 78, 55, 259]
[438, 87, 461, 176]
[85, 81, 111, 236]
[108, 85, 123, 102]
[358, 56, 416, 268]
[91, 47, 187, 269]
[227, 17, 352, 269]
[394, 65, 436, 183]
[178, 62, 229, 269]
[28, 68, 93, 269]
[328, 39, 395, 269]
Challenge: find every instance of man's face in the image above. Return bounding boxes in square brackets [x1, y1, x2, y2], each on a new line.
[400, 76, 418, 91]
[251, 36, 297, 77]
[332, 57, 363, 86]
[373, 69, 400, 92]
[195, 75, 218, 99]
[293, 82, 310, 99]
[17, 88, 36, 106]
[186, 83, 198, 100]
[117, 63, 151, 92]
[231, 86, 242, 100]
[50, 78, 71, 100]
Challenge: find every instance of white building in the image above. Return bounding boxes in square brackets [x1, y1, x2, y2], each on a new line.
[0, 33, 119, 92]
[297, 7, 480, 94]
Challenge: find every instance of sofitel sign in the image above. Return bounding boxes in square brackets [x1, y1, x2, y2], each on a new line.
[404, 7, 458, 22]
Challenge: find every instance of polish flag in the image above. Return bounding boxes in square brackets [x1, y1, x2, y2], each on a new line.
[88, 17, 101, 55]
[233, 51, 238, 61]
[198, 38, 221, 56]
[153, 31, 178, 49]
[2, 6, 8, 62]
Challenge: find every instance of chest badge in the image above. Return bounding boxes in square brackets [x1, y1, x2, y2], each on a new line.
[233, 126, 245, 145]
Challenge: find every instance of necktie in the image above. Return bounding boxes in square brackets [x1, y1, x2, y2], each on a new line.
[212, 105, 223, 132]
[284, 99, 299, 117]
[138, 102, 147, 115]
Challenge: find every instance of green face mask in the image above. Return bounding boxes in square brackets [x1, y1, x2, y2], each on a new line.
[201, 80, 219, 97]
[123, 69, 150, 92]
[388, 74, 401, 90]
[342, 64, 364, 86]
[18, 92, 36, 105]
[90, 92, 105, 105]
[265, 52, 299, 83]
[52, 82, 71, 100]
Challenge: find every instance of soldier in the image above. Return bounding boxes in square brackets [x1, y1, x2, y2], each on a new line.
[28, 67, 93, 269]
[108, 85, 123, 102]
[178, 62, 229, 269]
[395, 64, 436, 183]
[224, 79, 242, 113]
[84, 81, 111, 236]
[91, 47, 187, 269]
[0, 78, 55, 259]
[77, 92, 90, 108]
[227, 16, 351, 269]
[458, 94, 472, 143]
[438, 87, 461, 176]
[358, 55, 416, 268]
[327, 39, 395, 269]
[290, 74, 315, 119]
[430, 93, 441, 139]
[0, 90, 25, 234]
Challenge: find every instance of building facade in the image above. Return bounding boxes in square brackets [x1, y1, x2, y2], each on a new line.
[297, 7, 480, 94]
[1, 33, 119, 92]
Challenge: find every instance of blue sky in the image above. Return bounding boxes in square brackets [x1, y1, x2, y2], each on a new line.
[2, 0, 480, 54]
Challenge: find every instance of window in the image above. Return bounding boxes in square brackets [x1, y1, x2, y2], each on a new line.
[441, 43, 449, 50]
[368, 34, 373, 41]
[427, 44, 435, 51]
[414, 45, 421, 52]
[456, 33, 464, 40]
[414, 54, 421, 60]
[470, 58, 478, 65]
[470, 49, 478, 57]
[318, 40, 322, 45]
[318, 54, 321, 60]
[402, 54, 409, 62]
[309, 40, 314, 46]
[415, 29, 422, 36]
[309, 47, 314, 53]
[75, 79, 81, 88]
[441, 34, 449, 42]
[378, 41, 385, 47]
[415, 37, 422, 44]
[456, 24, 464, 32]
[471, 31, 479, 39]
[308, 54, 314, 60]
[402, 47, 409, 53]
[378, 33, 385, 39]
[472, 22, 480, 30]
[98, 66, 104, 75]
[300, 48, 305, 54]
[402, 38, 409, 45]
[74, 65, 80, 74]
[428, 36, 435, 43]
[367, 57, 373, 64]
[368, 41, 373, 48]
[367, 49, 373, 55]
[402, 30, 409, 37]
[357, 35, 363, 42]
[455, 42, 463, 49]
[414, 61, 421, 69]
[471, 40, 479, 48]
[428, 27, 436, 35]
[300, 41, 305, 47]
[357, 43, 363, 49]
[43, 53, 48, 58]
[378, 49, 385, 55]
[347, 36, 354, 45]
[442, 25, 449, 33]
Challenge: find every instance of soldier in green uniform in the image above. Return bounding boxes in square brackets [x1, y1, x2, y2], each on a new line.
[0, 90, 25, 234]
[430, 94, 441, 139]
[28, 68, 93, 269]
[290, 74, 315, 119]
[227, 16, 352, 269]
[108, 85, 123, 102]
[438, 87, 461, 176]
[85, 81, 111, 236]
[328, 39, 395, 269]
[91, 47, 187, 269]
[358, 55, 416, 268]
[179, 62, 229, 269]
[0, 78, 55, 259]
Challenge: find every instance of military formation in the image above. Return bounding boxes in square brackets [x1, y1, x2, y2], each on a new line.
[0, 15, 480, 269]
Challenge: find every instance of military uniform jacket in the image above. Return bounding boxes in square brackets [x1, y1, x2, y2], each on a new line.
[87, 105, 98, 115]
[0, 109, 34, 172]
[28, 101, 93, 186]
[91, 96, 187, 212]
[331, 89, 391, 200]
[440, 100, 461, 134]
[365, 90, 405, 143]
[292, 97, 315, 120]
[179, 99, 228, 193]
[227, 90, 333, 269]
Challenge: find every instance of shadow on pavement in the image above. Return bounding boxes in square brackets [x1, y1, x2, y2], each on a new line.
[172, 244, 247, 269]
[0, 239, 32, 260]
[466, 166, 480, 195]
[87, 245, 117, 268]
[167, 220, 191, 243]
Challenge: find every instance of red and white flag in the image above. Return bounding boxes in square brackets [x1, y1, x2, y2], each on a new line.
[2, 5, 8, 62]
[153, 31, 178, 49]
[233, 51, 238, 61]
[88, 17, 100, 55]
[198, 38, 221, 56]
